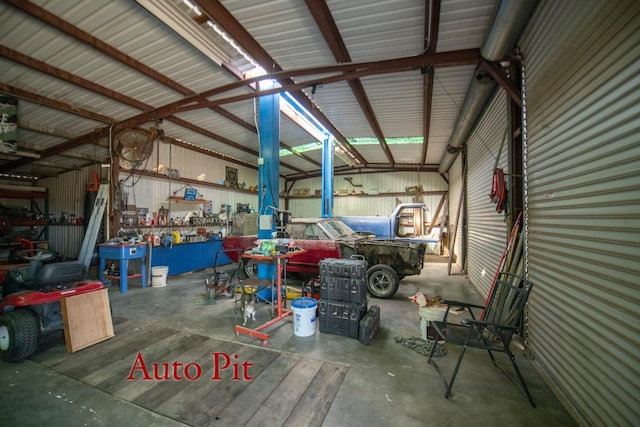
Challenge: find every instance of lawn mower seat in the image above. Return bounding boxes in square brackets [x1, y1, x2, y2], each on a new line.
[33, 261, 87, 289]
[3, 261, 87, 297]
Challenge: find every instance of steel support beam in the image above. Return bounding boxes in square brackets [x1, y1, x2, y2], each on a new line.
[321, 135, 334, 218]
[257, 81, 280, 280]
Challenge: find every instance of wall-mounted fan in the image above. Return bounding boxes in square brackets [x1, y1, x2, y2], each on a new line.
[113, 128, 156, 170]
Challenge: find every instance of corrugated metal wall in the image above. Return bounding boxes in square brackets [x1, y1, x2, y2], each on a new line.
[39, 165, 103, 259]
[466, 91, 509, 295]
[123, 142, 261, 218]
[520, 1, 640, 426]
[448, 156, 463, 272]
[287, 171, 448, 219]
[36, 142, 265, 257]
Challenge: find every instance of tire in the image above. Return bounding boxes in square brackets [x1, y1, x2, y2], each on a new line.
[240, 258, 258, 279]
[366, 265, 400, 299]
[0, 310, 41, 362]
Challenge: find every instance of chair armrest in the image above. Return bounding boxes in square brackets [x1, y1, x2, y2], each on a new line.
[463, 318, 519, 332]
[442, 299, 485, 310]
[441, 299, 486, 320]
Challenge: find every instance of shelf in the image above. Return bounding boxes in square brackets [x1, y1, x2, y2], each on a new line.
[168, 196, 208, 204]
[127, 170, 257, 195]
[121, 224, 225, 230]
[1, 187, 49, 241]
[10, 220, 47, 226]
[103, 273, 142, 280]
[286, 190, 447, 199]
[0, 190, 47, 199]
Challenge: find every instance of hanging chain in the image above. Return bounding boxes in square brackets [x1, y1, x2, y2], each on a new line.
[518, 51, 532, 348]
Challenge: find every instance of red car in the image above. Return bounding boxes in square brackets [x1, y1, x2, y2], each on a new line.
[224, 218, 367, 274]
[223, 218, 425, 298]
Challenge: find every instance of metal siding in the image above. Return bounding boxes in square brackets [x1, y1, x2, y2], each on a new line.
[437, 0, 496, 52]
[448, 155, 463, 272]
[39, 165, 104, 259]
[359, 71, 424, 138]
[127, 142, 260, 209]
[429, 65, 479, 164]
[521, 1, 640, 426]
[466, 91, 509, 296]
[287, 171, 446, 219]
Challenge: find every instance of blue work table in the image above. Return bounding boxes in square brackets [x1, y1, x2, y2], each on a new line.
[98, 243, 147, 294]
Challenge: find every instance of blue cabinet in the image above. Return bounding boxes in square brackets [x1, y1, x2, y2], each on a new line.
[150, 239, 232, 276]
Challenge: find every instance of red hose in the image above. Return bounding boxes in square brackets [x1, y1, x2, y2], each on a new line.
[489, 168, 507, 213]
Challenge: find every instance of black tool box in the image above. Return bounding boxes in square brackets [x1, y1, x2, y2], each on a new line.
[320, 276, 367, 304]
[358, 305, 380, 345]
[319, 300, 368, 339]
[319, 258, 368, 278]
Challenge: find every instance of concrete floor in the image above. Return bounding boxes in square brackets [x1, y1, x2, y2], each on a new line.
[0, 258, 578, 427]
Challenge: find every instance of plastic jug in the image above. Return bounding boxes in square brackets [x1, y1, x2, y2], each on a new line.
[172, 230, 181, 244]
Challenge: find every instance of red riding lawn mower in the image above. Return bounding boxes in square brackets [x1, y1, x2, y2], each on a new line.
[0, 249, 105, 362]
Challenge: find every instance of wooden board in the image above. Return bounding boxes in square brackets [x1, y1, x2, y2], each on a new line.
[61, 288, 114, 353]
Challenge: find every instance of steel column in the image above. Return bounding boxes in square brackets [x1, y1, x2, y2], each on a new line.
[257, 80, 280, 280]
[321, 135, 334, 218]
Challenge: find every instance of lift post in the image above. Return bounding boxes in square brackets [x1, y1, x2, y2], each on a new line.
[257, 81, 280, 280]
[321, 135, 334, 218]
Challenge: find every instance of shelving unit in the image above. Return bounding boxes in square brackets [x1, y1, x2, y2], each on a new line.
[0, 188, 49, 240]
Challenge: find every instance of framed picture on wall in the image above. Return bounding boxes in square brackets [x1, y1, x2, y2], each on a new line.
[225, 166, 238, 187]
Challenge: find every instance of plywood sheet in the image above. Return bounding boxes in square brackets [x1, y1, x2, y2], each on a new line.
[61, 288, 114, 353]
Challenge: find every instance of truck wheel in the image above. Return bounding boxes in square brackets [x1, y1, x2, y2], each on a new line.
[0, 310, 41, 362]
[366, 265, 399, 299]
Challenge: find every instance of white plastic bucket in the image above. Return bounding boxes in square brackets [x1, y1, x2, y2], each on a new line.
[291, 297, 317, 337]
[151, 266, 169, 287]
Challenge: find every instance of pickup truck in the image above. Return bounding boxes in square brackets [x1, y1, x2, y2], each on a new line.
[339, 203, 440, 254]
[222, 217, 425, 299]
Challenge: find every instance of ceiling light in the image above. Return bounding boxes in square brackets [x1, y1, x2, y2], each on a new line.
[335, 145, 358, 167]
[136, 0, 229, 66]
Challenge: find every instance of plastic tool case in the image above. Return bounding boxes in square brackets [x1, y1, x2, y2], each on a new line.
[359, 305, 381, 344]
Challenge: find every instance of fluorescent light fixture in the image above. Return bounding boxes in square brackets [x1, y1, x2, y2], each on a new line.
[280, 99, 327, 142]
[335, 145, 358, 167]
[136, 0, 229, 66]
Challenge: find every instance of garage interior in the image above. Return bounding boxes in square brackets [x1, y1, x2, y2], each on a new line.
[0, 1, 638, 427]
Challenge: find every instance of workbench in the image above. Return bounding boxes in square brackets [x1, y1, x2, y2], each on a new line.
[98, 243, 147, 294]
[234, 250, 305, 346]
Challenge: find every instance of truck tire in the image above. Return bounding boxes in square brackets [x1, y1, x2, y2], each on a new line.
[366, 265, 399, 299]
[0, 310, 40, 362]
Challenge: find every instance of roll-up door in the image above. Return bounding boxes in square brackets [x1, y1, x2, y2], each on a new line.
[520, 1, 640, 425]
[447, 155, 464, 273]
[466, 91, 510, 296]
